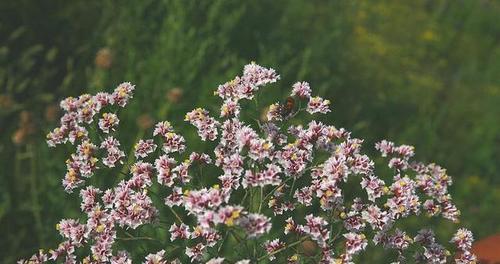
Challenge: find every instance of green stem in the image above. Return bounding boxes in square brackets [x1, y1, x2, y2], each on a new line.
[27, 144, 44, 247]
[218, 231, 230, 253]
[241, 189, 249, 207]
[262, 177, 294, 202]
[258, 186, 264, 213]
[118, 230, 162, 244]
[167, 206, 184, 224]
[117, 236, 159, 242]
[119, 129, 145, 177]
[289, 177, 296, 197]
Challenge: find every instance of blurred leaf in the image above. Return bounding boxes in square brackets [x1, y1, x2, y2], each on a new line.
[7, 26, 25, 41]
[45, 47, 58, 62]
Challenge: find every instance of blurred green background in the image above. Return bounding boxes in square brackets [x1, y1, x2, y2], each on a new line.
[1, 0, 499, 262]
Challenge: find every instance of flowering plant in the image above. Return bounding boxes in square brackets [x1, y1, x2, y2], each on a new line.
[21, 63, 476, 263]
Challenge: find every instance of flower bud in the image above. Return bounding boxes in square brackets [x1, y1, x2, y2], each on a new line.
[95, 48, 113, 69]
[167, 88, 183, 104]
[301, 240, 318, 256]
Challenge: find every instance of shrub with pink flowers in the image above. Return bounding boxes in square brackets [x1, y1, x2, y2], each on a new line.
[21, 63, 476, 263]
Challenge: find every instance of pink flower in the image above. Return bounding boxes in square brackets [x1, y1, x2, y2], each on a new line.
[294, 186, 313, 206]
[185, 108, 219, 141]
[159, 131, 186, 154]
[220, 99, 240, 118]
[169, 223, 190, 241]
[215, 63, 278, 101]
[455, 250, 477, 264]
[111, 182, 158, 229]
[143, 250, 166, 264]
[59, 96, 79, 112]
[80, 186, 101, 213]
[189, 152, 212, 164]
[387, 228, 412, 250]
[416, 231, 436, 247]
[206, 258, 225, 264]
[18, 250, 48, 264]
[238, 213, 272, 238]
[417, 243, 447, 263]
[112, 82, 135, 107]
[307, 96, 330, 114]
[344, 232, 368, 256]
[57, 219, 86, 246]
[153, 121, 174, 137]
[129, 161, 154, 189]
[185, 243, 205, 262]
[441, 197, 461, 223]
[297, 214, 330, 247]
[360, 175, 386, 202]
[110, 250, 132, 264]
[94, 92, 113, 109]
[164, 187, 183, 207]
[155, 155, 177, 187]
[291, 81, 311, 98]
[98, 113, 119, 133]
[242, 164, 282, 188]
[243, 62, 279, 87]
[266, 103, 283, 122]
[450, 228, 474, 251]
[134, 139, 157, 159]
[362, 205, 390, 230]
[284, 217, 297, 235]
[375, 140, 395, 157]
[263, 239, 285, 261]
[100, 136, 125, 168]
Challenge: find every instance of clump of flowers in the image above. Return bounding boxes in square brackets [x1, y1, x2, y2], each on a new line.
[22, 62, 476, 263]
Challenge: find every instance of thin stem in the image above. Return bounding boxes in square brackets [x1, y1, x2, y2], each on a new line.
[229, 229, 244, 246]
[167, 206, 184, 224]
[249, 188, 254, 212]
[118, 231, 160, 243]
[258, 186, 264, 213]
[229, 229, 252, 259]
[262, 177, 294, 202]
[288, 106, 304, 119]
[117, 236, 159, 241]
[153, 223, 169, 229]
[251, 117, 263, 131]
[165, 245, 181, 257]
[289, 177, 296, 197]
[328, 223, 344, 245]
[89, 123, 104, 142]
[120, 129, 145, 176]
[150, 187, 182, 225]
[27, 144, 44, 247]
[253, 242, 257, 261]
[241, 189, 249, 207]
[218, 231, 230, 253]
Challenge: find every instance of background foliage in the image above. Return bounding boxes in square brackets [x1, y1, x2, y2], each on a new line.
[1, 0, 499, 262]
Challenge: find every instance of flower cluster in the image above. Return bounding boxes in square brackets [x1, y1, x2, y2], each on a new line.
[450, 229, 477, 263]
[99, 113, 119, 133]
[185, 108, 219, 141]
[21, 63, 476, 264]
[101, 136, 125, 168]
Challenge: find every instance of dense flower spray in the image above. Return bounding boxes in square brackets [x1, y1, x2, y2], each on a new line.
[22, 63, 476, 263]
